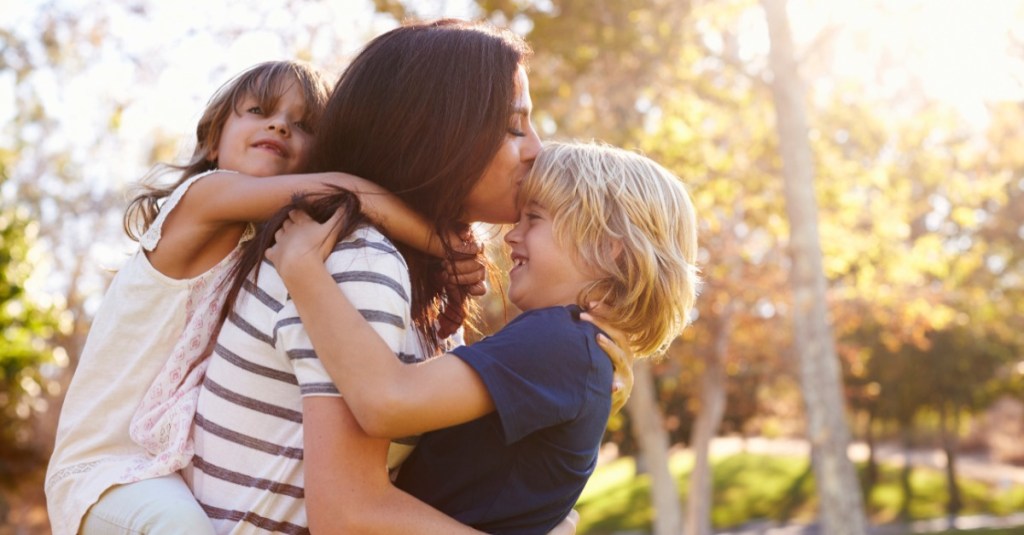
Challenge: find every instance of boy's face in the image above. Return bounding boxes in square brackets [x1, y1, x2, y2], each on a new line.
[504, 201, 597, 311]
[210, 80, 313, 177]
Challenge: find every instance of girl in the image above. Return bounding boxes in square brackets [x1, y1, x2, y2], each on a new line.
[269, 141, 700, 533]
[44, 59, 472, 535]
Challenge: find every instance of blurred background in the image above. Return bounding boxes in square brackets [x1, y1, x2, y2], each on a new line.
[2, 0, 1024, 534]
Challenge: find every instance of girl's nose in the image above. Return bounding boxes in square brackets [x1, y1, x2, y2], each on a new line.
[267, 115, 289, 136]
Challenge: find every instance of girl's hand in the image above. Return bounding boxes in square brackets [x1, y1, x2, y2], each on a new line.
[580, 306, 635, 417]
[267, 208, 345, 281]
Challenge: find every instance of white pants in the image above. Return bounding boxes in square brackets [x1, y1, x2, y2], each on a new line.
[80, 473, 215, 535]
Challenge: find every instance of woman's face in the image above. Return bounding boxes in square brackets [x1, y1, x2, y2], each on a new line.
[462, 67, 542, 225]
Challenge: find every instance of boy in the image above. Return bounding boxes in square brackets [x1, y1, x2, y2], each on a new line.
[269, 141, 700, 534]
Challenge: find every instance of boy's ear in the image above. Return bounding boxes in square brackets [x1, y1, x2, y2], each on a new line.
[609, 239, 624, 261]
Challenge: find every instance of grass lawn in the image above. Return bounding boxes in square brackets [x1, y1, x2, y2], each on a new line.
[929, 524, 1024, 528]
[575, 452, 1024, 534]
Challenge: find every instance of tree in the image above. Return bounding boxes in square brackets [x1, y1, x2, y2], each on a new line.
[761, 0, 868, 533]
[0, 168, 64, 522]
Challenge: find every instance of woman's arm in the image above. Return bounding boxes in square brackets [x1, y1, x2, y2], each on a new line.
[303, 396, 483, 534]
[277, 228, 483, 533]
[268, 210, 495, 439]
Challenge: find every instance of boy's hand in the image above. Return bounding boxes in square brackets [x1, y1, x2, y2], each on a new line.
[580, 306, 635, 417]
[439, 229, 486, 297]
[267, 208, 345, 281]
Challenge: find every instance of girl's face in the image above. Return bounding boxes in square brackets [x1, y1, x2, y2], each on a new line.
[462, 67, 542, 224]
[504, 201, 597, 311]
[210, 80, 313, 177]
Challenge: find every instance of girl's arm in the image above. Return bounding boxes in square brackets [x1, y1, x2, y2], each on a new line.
[268, 210, 495, 439]
[184, 170, 445, 256]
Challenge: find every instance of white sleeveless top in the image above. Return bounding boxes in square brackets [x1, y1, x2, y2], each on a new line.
[44, 170, 252, 535]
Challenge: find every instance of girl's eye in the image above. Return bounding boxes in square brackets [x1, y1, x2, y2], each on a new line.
[508, 127, 526, 137]
[247, 106, 264, 115]
[294, 121, 312, 133]
[525, 212, 541, 221]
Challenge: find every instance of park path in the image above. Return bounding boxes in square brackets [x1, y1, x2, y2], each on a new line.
[698, 436, 1024, 534]
[702, 436, 1024, 486]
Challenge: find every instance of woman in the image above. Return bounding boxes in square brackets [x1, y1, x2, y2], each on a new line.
[185, 19, 553, 534]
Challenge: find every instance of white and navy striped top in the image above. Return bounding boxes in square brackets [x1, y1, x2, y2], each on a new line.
[185, 225, 423, 535]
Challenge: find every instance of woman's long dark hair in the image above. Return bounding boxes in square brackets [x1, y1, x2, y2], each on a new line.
[218, 187, 367, 328]
[222, 19, 531, 353]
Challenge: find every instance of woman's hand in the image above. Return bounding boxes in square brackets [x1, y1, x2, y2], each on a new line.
[266, 208, 345, 281]
[580, 306, 635, 417]
[546, 509, 579, 535]
[439, 228, 487, 297]
[436, 229, 487, 339]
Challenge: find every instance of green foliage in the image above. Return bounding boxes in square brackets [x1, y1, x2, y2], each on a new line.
[575, 453, 1024, 534]
[0, 171, 62, 489]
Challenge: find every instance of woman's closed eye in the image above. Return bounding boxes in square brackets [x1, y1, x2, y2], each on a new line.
[508, 115, 526, 137]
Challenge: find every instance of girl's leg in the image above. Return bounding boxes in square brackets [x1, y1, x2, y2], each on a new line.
[81, 473, 215, 535]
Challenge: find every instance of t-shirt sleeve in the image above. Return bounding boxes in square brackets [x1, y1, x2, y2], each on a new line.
[273, 229, 412, 397]
[451, 310, 601, 443]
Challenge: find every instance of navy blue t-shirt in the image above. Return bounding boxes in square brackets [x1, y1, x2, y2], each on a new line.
[395, 305, 614, 534]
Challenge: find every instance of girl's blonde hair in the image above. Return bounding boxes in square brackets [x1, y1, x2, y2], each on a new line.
[519, 141, 700, 357]
[123, 60, 332, 241]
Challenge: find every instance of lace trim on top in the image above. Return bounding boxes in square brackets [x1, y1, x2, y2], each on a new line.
[139, 169, 253, 251]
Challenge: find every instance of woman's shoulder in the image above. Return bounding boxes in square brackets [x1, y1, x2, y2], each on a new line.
[325, 224, 410, 284]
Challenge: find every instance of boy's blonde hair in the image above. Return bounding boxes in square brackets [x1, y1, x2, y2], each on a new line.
[519, 141, 700, 357]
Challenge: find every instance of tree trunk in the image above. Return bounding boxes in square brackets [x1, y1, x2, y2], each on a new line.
[627, 359, 682, 535]
[761, 1, 868, 534]
[899, 424, 913, 521]
[939, 403, 962, 521]
[684, 309, 732, 535]
[863, 408, 878, 499]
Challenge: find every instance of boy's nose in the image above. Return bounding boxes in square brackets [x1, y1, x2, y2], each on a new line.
[504, 223, 522, 245]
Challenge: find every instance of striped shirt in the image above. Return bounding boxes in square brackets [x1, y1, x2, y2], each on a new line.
[184, 226, 422, 535]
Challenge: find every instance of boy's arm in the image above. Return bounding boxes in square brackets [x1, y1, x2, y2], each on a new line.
[268, 211, 495, 439]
